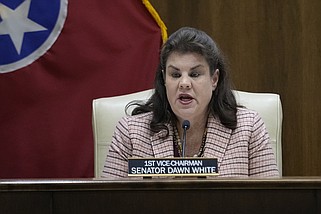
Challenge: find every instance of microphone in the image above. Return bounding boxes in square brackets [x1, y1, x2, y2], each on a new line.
[181, 120, 190, 158]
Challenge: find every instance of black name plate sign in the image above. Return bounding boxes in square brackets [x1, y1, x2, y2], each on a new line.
[128, 158, 218, 177]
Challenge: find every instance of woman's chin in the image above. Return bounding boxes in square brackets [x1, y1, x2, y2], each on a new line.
[175, 109, 197, 120]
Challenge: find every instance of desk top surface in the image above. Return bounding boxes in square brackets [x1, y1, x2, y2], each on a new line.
[1, 177, 321, 191]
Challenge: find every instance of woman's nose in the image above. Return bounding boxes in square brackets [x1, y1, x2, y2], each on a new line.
[179, 76, 191, 89]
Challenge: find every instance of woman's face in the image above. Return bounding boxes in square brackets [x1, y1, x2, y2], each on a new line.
[164, 52, 219, 123]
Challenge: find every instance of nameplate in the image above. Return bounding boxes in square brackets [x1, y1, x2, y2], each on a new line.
[128, 158, 218, 177]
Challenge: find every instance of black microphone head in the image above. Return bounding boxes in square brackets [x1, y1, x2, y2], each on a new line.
[182, 120, 190, 130]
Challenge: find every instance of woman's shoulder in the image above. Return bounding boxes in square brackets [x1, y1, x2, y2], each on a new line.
[236, 107, 263, 125]
[236, 107, 259, 118]
[116, 112, 155, 138]
[120, 112, 153, 127]
[128, 111, 153, 120]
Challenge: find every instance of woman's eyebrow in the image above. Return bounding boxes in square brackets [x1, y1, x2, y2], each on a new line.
[167, 65, 179, 70]
[190, 65, 203, 70]
[167, 64, 203, 71]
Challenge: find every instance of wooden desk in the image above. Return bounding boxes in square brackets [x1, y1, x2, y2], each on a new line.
[1, 177, 321, 214]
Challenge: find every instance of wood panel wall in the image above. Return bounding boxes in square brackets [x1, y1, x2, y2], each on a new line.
[150, 0, 321, 176]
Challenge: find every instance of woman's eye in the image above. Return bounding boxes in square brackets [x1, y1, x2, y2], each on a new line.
[190, 72, 200, 77]
[171, 72, 181, 78]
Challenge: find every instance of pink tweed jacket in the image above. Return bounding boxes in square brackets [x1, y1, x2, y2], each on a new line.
[102, 108, 279, 178]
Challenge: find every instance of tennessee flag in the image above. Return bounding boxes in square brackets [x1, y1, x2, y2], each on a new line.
[0, 0, 166, 178]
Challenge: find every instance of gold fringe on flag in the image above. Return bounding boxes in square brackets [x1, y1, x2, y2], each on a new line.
[142, 0, 168, 43]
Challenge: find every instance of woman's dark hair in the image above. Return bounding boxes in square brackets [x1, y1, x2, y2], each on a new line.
[128, 27, 237, 134]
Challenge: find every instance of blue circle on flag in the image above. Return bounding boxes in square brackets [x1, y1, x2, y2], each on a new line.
[0, 0, 68, 73]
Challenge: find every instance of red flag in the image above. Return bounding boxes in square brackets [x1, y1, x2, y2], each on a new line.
[0, 0, 165, 178]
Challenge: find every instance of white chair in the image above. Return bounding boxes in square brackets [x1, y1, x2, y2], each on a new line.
[233, 90, 283, 175]
[92, 90, 154, 178]
[92, 89, 282, 177]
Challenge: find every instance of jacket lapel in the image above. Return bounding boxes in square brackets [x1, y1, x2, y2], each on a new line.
[203, 115, 232, 168]
[151, 127, 174, 158]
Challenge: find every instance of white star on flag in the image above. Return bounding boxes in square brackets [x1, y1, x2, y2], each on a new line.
[0, 0, 48, 55]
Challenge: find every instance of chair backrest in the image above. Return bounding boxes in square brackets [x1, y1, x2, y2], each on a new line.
[92, 89, 282, 177]
[233, 90, 283, 175]
[92, 89, 154, 178]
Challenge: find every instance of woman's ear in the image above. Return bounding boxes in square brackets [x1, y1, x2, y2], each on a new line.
[212, 69, 219, 89]
[162, 69, 166, 85]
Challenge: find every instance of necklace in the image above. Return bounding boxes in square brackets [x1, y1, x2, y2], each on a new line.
[173, 124, 207, 157]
